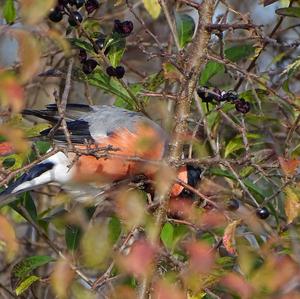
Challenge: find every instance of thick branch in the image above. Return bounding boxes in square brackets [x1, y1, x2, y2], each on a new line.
[138, 2, 215, 298]
[170, 0, 215, 160]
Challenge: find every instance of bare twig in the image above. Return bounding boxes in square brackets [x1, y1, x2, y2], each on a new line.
[159, 0, 181, 50]
[234, 0, 296, 90]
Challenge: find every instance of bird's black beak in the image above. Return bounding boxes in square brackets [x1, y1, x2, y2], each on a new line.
[186, 164, 202, 188]
[179, 164, 202, 198]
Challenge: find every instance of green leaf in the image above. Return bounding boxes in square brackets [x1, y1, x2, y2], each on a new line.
[172, 224, 189, 249]
[65, 225, 82, 251]
[282, 57, 300, 77]
[3, 0, 16, 24]
[107, 34, 126, 68]
[2, 157, 15, 168]
[12, 256, 54, 280]
[143, 0, 161, 19]
[216, 256, 235, 270]
[24, 123, 51, 138]
[22, 192, 37, 221]
[0, 153, 24, 170]
[161, 222, 174, 250]
[142, 71, 164, 91]
[15, 275, 40, 296]
[224, 133, 260, 157]
[276, 7, 300, 18]
[209, 167, 267, 200]
[68, 38, 94, 53]
[34, 141, 51, 155]
[199, 61, 225, 85]
[109, 216, 122, 244]
[239, 89, 269, 102]
[225, 44, 255, 62]
[176, 14, 195, 48]
[86, 69, 131, 103]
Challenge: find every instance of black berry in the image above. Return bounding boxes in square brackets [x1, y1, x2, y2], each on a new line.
[68, 11, 83, 26]
[256, 207, 270, 219]
[235, 98, 250, 114]
[85, 0, 99, 14]
[79, 49, 87, 63]
[73, 0, 85, 8]
[221, 91, 238, 102]
[113, 19, 134, 37]
[227, 199, 240, 211]
[49, 7, 63, 22]
[106, 66, 116, 77]
[115, 66, 125, 78]
[196, 88, 216, 103]
[95, 34, 106, 50]
[82, 59, 97, 74]
[120, 21, 133, 36]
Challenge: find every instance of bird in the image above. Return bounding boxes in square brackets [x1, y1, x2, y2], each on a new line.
[0, 104, 201, 205]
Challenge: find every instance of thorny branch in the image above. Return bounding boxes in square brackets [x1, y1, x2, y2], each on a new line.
[138, 1, 216, 298]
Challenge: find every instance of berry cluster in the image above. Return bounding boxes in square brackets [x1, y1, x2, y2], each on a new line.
[197, 87, 251, 114]
[113, 19, 134, 37]
[48, 0, 99, 26]
[106, 66, 125, 79]
[79, 49, 98, 74]
[50, 7, 134, 77]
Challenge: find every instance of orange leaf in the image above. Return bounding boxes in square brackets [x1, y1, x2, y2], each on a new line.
[284, 186, 300, 224]
[278, 157, 300, 177]
[0, 125, 28, 154]
[0, 214, 19, 262]
[51, 258, 75, 299]
[222, 220, 240, 255]
[0, 72, 24, 112]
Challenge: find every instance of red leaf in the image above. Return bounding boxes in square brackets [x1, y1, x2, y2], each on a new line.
[118, 239, 155, 277]
[153, 280, 186, 299]
[0, 142, 15, 156]
[221, 273, 253, 299]
[186, 241, 214, 273]
[199, 210, 226, 228]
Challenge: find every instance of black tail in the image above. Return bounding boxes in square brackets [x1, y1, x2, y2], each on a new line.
[22, 104, 93, 123]
[0, 162, 55, 207]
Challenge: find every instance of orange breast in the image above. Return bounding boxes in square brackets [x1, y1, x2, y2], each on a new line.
[72, 122, 166, 182]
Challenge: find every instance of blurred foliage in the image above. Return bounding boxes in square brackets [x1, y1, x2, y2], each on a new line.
[0, 0, 299, 298]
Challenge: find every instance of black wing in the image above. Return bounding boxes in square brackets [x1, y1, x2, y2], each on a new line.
[23, 104, 94, 144]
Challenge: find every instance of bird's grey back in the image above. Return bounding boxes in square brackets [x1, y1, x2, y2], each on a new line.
[82, 105, 168, 141]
